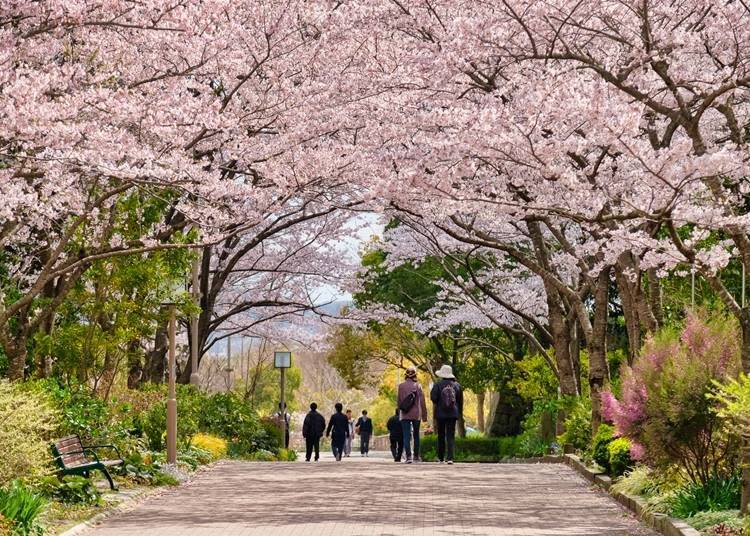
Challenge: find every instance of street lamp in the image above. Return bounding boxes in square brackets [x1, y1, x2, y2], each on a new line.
[274, 351, 292, 449]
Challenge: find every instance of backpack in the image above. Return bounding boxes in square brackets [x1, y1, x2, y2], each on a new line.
[440, 382, 457, 411]
[399, 389, 417, 413]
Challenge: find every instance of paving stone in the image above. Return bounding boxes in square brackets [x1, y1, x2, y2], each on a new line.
[89, 454, 658, 535]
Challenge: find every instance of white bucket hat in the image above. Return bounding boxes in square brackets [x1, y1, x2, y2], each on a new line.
[436, 364, 455, 379]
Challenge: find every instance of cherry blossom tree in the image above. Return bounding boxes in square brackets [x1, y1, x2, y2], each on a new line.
[1, 1, 365, 379]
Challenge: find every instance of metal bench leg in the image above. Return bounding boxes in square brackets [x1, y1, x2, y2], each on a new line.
[101, 468, 117, 491]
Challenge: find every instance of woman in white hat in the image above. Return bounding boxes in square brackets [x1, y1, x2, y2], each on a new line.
[430, 364, 463, 464]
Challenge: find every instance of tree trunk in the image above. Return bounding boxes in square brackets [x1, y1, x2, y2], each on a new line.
[6, 339, 28, 381]
[589, 268, 611, 436]
[477, 391, 485, 433]
[146, 309, 169, 383]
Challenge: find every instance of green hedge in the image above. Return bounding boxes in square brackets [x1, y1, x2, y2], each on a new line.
[420, 435, 522, 462]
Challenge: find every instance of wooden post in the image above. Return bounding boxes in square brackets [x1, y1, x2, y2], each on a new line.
[167, 305, 177, 465]
[190, 255, 201, 386]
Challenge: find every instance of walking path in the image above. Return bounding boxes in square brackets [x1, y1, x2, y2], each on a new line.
[89, 454, 657, 535]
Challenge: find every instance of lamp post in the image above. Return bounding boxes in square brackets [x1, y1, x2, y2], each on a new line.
[165, 303, 178, 465]
[274, 351, 292, 448]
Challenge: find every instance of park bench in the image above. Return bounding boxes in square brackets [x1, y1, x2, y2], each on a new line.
[50, 435, 124, 490]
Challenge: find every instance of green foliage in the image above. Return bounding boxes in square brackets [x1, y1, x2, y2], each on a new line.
[420, 435, 521, 462]
[667, 474, 741, 519]
[0, 481, 47, 536]
[116, 451, 178, 487]
[277, 449, 298, 462]
[607, 437, 633, 477]
[509, 352, 559, 401]
[39, 476, 101, 506]
[0, 381, 57, 485]
[686, 510, 744, 533]
[591, 424, 615, 472]
[610, 466, 660, 497]
[515, 400, 558, 457]
[558, 399, 592, 451]
[710, 373, 750, 444]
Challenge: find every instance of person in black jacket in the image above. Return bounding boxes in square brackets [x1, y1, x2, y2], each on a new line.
[386, 408, 403, 462]
[302, 402, 326, 462]
[325, 402, 349, 461]
[355, 410, 374, 456]
[430, 364, 464, 464]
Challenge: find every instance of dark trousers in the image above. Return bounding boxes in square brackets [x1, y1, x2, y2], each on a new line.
[284, 429, 290, 449]
[360, 431, 371, 454]
[305, 437, 320, 461]
[390, 436, 403, 461]
[437, 418, 457, 462]
[331, 436, 345, 460]
[401, 419, 421, 459]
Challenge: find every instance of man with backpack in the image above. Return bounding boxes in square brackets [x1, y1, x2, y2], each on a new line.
[430, 364, 463, 464]
[302, 402, 326, 462]
[397, 366, 428, 463]
[386, 408, 403, 462]
[355, 410, 373, 456]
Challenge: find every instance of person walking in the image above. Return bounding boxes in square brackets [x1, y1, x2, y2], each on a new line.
[344, 409, 355, 457]
[430, 364, 464, 464]
[325, 402, 349, 461]
[386, 408, 403, 462]
[355, 410, 373, 456]
[302, 402, 326, 462]
[397, 366, 428, 464]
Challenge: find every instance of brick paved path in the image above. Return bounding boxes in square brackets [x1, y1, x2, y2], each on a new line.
[90, 455, 657, 536]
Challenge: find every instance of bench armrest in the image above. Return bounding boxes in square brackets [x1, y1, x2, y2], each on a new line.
[83, 444, 122, 460]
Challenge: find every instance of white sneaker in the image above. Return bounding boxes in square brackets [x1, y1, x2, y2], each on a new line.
[447, 460, 454, 465]
[406, 457, 413, 464]
[439, 460, 444, 464]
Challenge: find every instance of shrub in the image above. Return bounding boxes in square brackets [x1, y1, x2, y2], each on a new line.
[39, 475, 101, 506]
[591, 424, 614, 472]
[602, 312, 741, 485]
[0, 381, 58, 485]
[277, 449, 298, 462]
[610, 466, 659, 497]
[558, 399, 592, 451]
[191, 433, 227, 459]
[667, 474, 741, 518]
[420, 436, 521, 462]
[687, 510, 743, 532]
[516, 401, 557, 457]
[0, 481, 47, 536]
[607, 437, 633, 477]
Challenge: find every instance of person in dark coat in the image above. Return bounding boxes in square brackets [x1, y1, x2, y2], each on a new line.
[325, 402, 350, 461]
[302, 402, 326, 462]
[386, 408, 403, 462]
[430, 364, 464, 464]
[355, 410, 374, 456]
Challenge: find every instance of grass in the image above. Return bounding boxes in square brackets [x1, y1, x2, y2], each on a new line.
[420, 435, 522, 462]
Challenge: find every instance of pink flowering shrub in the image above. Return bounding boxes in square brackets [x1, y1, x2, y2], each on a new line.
[601, 312, 741, 485]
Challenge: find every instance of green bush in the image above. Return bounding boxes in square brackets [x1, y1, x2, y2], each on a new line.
[667, 474, 741, 518]
[420, 436, 521, 462]
[39, 475, 101, 506]
[591, 424, 615, 472]
[686, 510, 743, 532]
[0, 381, 58, 485]
[0, 481, 47, 536]
[607, 437, 633, 477]
[116, 451, 178, 486]
[558, 400, 592, 451]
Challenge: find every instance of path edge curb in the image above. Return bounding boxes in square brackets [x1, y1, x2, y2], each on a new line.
[562, 454, 700, 536]
[56, 461, 221, 536]
[57, 487, 155, 536]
